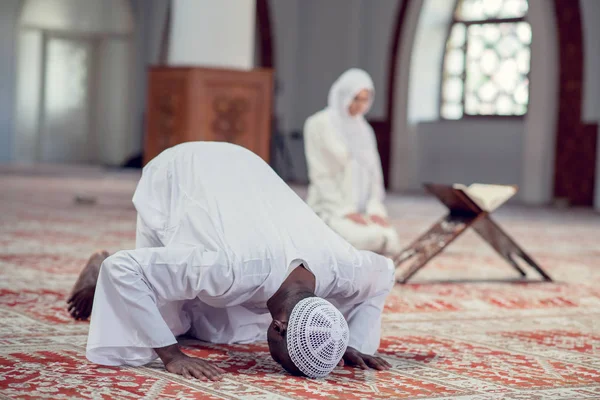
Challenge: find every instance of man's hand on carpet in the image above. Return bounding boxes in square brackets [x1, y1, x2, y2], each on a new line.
[346, 213, 368, 225]
[165, 354, 225, 381]
[341, 347, 391, 371]
[369, 215, 390, 227]
[156, 344, 225, 381]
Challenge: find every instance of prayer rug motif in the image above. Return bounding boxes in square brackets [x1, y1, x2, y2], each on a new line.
[1, 171, 599, 399]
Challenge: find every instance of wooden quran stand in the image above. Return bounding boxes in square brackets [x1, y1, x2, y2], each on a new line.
[395, 183, 553, 284]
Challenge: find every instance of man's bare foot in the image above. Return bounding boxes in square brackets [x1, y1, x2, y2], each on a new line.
[67, 250, 109, 320]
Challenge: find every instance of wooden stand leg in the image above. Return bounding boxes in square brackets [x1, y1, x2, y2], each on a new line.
[473, 216, 552, 281]
[395, 183, 552, 284]
[395, 213, 478, 283]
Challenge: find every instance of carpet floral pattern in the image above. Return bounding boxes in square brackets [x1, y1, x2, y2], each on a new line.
[1, 170, 599, 399]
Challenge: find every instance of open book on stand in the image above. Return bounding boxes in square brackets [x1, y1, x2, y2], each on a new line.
[394, 182, 551, 284]
[452, 183, 518, 213]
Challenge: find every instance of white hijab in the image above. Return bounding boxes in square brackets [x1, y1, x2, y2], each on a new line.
[327, 68, 377, 166]
[326, 68, 380, 211]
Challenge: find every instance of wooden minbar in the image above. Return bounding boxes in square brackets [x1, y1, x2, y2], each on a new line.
[144, 67, 273, 165]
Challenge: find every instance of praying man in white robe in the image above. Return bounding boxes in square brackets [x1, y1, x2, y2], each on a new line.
[304, 68, 402, 257]
[67, 142, 393, 380]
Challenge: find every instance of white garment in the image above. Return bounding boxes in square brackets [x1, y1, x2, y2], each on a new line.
[86, 142, 394, 367]
[304, 68, 400, 254]
[305, 69, 388, 218]
[328, 217, 402, 256]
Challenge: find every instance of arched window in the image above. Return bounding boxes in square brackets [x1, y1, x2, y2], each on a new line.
[440, 0, 531, 119]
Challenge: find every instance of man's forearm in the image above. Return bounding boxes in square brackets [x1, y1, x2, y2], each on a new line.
[154, 343, 185, 365]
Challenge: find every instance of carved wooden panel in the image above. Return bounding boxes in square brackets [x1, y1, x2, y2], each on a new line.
[191, 74, 270, 162]
[144, 71, 188, 165]
[210, 95, 251, 142]
[144, 67, 273, 165]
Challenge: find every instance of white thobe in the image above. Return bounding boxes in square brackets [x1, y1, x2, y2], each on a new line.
[86, 142, 394, 367]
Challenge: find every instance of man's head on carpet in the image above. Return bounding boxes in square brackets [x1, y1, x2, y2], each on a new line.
[267, 292, 349, 379]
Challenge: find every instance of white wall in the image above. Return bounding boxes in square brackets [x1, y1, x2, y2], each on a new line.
[96, 39, 133, 165]
[129, 0, 170, 162]
[407, 0, 454, 124]
[20, 0, 132, 35]
[13, 0, 134, 166]
[417, 120, 524, 186]
[391, 0, 559, 205]
[168, 0, 256, 69]
[580, 0, 600, 210]
[269, 0, 300, 134]
[270, 0, 400, 135]
[13, 30, 42, 162]
[390, 0, 424, 191]
[357, 0, 400, 120]
[520, 0, 558, 204]
[581, 0, 600, 124]
[0, 0, 22, 163]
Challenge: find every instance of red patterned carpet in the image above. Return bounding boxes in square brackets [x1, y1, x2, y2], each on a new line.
[1, 166, 599, 399]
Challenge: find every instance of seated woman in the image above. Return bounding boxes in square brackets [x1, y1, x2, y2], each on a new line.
[304, 68, 401, 257]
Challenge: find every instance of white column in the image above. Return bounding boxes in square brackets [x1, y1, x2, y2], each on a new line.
[168, 0, 256, 69]
[520, 0, 559, 205]
[96, 39, 133, 165]
[390, 0, 424, 191]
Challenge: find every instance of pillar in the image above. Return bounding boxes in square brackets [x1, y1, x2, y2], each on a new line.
[168, 0, 256, 69]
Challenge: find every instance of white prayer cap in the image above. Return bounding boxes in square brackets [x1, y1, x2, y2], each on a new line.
[287, 297, 349, 378]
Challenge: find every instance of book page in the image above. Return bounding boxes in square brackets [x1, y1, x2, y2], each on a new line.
[452, 183, 484, 210]
[463, 183, 517, 212]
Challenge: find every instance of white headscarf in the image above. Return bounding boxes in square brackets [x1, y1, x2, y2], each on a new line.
[327, 68, 377, 163]
[326, 68, 380, 211]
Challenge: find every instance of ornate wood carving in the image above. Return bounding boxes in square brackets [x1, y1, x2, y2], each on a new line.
[144, 67, 273, 165]
[145, 73, 188, 163]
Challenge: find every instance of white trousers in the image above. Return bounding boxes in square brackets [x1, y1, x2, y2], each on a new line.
[328, 216, 402, 256]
